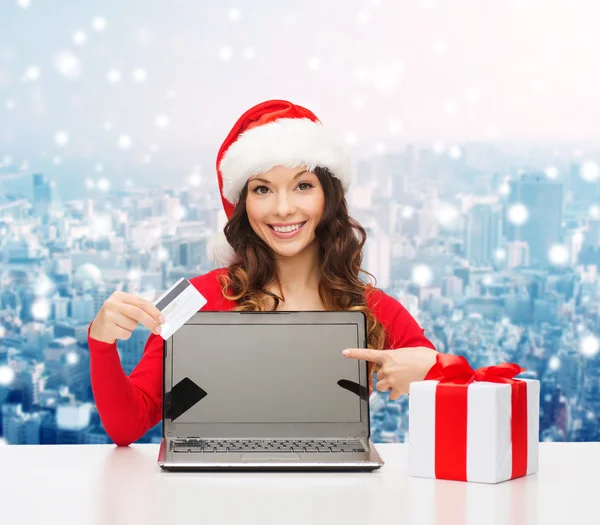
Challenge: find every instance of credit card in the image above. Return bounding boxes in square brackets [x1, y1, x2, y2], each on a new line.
[152, 278, 207, 340]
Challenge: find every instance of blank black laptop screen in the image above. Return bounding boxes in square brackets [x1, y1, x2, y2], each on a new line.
[170, 323, 364, 423]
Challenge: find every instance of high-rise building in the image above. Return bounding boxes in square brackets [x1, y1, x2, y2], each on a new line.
[32, 173, 52, 222]
[507, 241, 530, 269]
[585, 220, 600, 249]
[506, 173, 563, 267]
[364, 228, 391, 290]
[442, 276, 464, 297]
[465, 204, 502, 266]
[569, 163, 599, 204]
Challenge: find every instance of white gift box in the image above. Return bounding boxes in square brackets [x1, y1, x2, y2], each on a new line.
[408, 378, 540, 484]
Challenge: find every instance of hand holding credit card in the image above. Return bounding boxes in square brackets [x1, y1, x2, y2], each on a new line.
[153, 278, 208, 339]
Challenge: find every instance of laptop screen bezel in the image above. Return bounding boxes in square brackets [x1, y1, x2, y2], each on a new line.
[162, 311, 370, 440]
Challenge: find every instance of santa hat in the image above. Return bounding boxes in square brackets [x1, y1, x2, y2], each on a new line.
[207, 99, 352, 267]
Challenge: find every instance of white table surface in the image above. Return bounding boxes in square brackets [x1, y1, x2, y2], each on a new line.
[1, 442, 597, 525]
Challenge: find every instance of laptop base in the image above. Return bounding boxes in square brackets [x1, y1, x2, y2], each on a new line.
[157, 438, 384, 472]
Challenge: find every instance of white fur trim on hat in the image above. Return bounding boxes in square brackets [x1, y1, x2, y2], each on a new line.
[219, 118, 352, 204]
[207, 228, 240, 267]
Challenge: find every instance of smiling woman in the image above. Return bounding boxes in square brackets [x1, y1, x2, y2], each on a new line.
[87, 99, 436, 446]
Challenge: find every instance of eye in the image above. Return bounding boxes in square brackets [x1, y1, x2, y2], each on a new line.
[297, 182, 314, 191]
[251, 185, 270, 195]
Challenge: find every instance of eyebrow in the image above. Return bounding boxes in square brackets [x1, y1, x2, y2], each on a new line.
[249, 170, 309, 185]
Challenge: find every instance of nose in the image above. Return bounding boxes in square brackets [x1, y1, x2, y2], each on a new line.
[274, 190, 296, 217]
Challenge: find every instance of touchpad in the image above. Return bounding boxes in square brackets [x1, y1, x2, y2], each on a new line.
[241, 454, 301, 461]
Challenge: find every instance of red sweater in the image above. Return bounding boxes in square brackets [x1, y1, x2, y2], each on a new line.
[87, 268, 435, 446]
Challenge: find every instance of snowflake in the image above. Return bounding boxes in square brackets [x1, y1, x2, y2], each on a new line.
[53, 50, 81, 79]
[218, 47, 233, 61]
[0, 366, 15, 387]
[498, 181, 511, 196]
[494, 248, 507, 261]
[118, 134, 132, 149]
[580, 335, 599, 357]
[132, 68, 147, 83]
[22, 65, 41, 82]
[107, 69, 122, 84]
[433, 142, 445, 154]
[544, 166, 559, 179]
[92, 17, 107, 31]
[507, 203, 528, 226]
[435, 202, 459, 227]
[31, 299, 50, 320]
[55, 131, 69, 146]
[580, 160, 599, 182]
[35, 274, 54, 296]
[128, 269, 141, 281]
[448, 146, 462, 159]
[155, 114, 170, 129]
[97, 177, 111, 191]
[548, 244, 569, 265]
[401, 206, 415, 219]
[73, 31, 87, 46]
[227, 8, 241, 21]
[548, 356, 560, 371]
[307, 57, 320, 71]
[412, 264, 433, 287]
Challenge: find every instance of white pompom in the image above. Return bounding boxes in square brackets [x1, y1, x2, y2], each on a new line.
[206, 228, 240, 267]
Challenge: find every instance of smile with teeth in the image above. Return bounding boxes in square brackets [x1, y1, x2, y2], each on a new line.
[268, 221, 307, 234]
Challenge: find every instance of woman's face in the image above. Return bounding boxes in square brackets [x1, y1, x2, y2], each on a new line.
[245, 165, 325, 259]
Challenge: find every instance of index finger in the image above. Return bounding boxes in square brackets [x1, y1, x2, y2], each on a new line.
[121, 294, 163, 323]
[342, 348, 387, 364]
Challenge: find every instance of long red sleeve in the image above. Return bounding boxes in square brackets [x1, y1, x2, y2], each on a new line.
[88, 270, 230, 446]
[88, 270, 435, 446]
[87, 324, 164, 446]
[366, 287, 436, 351]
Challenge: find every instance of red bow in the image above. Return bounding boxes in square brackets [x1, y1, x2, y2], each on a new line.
[424, 353, 526, 384]
[423, 353, 529, 481]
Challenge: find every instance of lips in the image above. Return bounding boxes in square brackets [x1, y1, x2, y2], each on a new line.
[267, 221, 307, 238]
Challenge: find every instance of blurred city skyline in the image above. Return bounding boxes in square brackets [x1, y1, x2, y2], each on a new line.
[1, 0, 600, 446]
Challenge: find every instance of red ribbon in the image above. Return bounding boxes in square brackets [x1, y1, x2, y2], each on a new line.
[423, 353, 529, 481]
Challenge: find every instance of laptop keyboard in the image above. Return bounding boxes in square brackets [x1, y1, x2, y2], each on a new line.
[172, 438, 366, 453]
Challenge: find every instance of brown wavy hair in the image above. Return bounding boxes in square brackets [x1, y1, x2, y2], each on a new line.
[217, 167, 386, 382]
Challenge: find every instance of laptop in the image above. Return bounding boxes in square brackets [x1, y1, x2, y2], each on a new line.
[157, 311, 385, 471]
